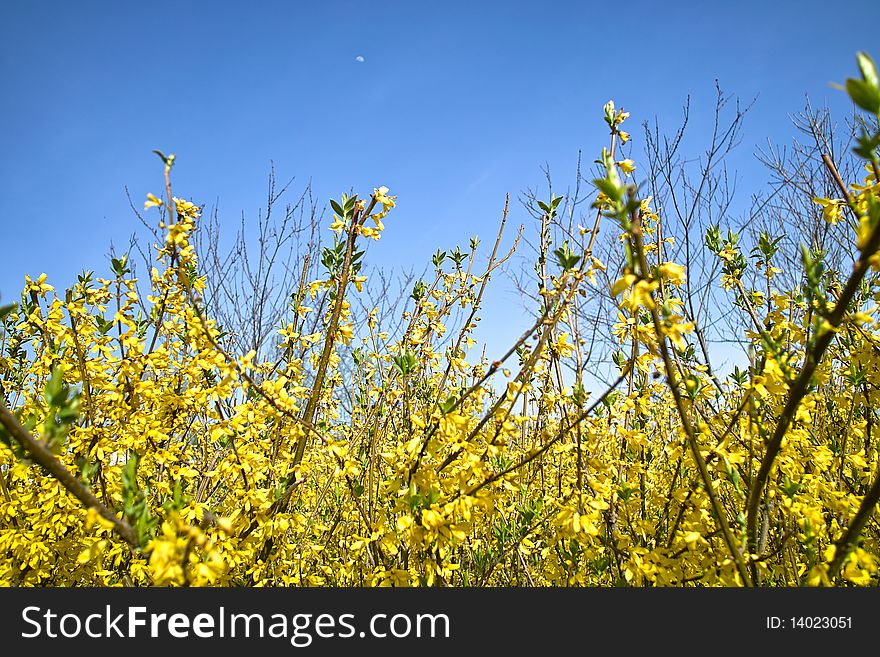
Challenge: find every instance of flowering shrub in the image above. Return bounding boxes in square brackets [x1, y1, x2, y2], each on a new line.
[2, 53, 880, 587]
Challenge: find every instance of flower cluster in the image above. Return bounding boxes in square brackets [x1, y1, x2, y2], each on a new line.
[2, 53, 880, 587]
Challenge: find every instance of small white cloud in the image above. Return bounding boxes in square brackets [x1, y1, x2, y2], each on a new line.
[355, 55, 365, 63]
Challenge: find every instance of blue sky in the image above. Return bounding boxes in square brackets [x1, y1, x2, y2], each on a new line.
[1, 0, 878, 365]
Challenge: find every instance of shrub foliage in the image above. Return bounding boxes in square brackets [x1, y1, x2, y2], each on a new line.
[2, 54, 880, 586]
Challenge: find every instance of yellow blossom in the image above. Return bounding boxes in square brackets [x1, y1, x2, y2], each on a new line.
[618, 159, 636, 175]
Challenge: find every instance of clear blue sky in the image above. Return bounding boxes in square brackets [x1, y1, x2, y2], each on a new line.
[1, 0, 877, 362]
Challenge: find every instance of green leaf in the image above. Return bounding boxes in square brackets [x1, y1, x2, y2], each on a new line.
[111, 255, 130, 278]
[121, 453, 140, 494]
[853, 128, 880, 160]
[411, 279, 427, 302]
[603, 100, 615, 126]
[57, 395, 81, 423]
[153, 150, 175, 168]
[392, 348, 419, 376]
[857, 51, 879, 90]
[593, 178, 623, 202]
[44, 367, 66, 407]
[553, 240, 581, 271]
[96, 317, 114, 335]
[330, 199, 345, 217]
[572, 383, 588, 406]
[846, 78, 880, 115]
[0, 303, 16, 321]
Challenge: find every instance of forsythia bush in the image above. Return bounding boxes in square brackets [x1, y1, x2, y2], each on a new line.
[2, 54, 880, 587]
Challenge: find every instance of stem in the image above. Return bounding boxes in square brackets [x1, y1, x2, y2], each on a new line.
[292, 197, 377, 468]
[746, 154, 880, 572]
[630, 208, 753, 586]
[745, 202, 880, 565]
[0, 400, 140, 548]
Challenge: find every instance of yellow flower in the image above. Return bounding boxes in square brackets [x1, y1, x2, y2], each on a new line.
[358, 225, 379, 240]
[173, 197, 200, 218]
[618, 159, 636, 175]
[144, 193, 163, 210]
[683, 531, 703, 549]
[373, 185, 396, 211]
[25, 273, 54, 295]
[658, 262, 686, 285]
[306, 279, 326, 298]
[610, 273, 637, 297]
[624, 279, 658, 311]
[302, 331, 321, 343]
[338, 323, 354, 343]
[85, 507, 116, 531]
[661, 317, 695, 350]
[812, 197, 844, 224]
[330, 215, 346, 233]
